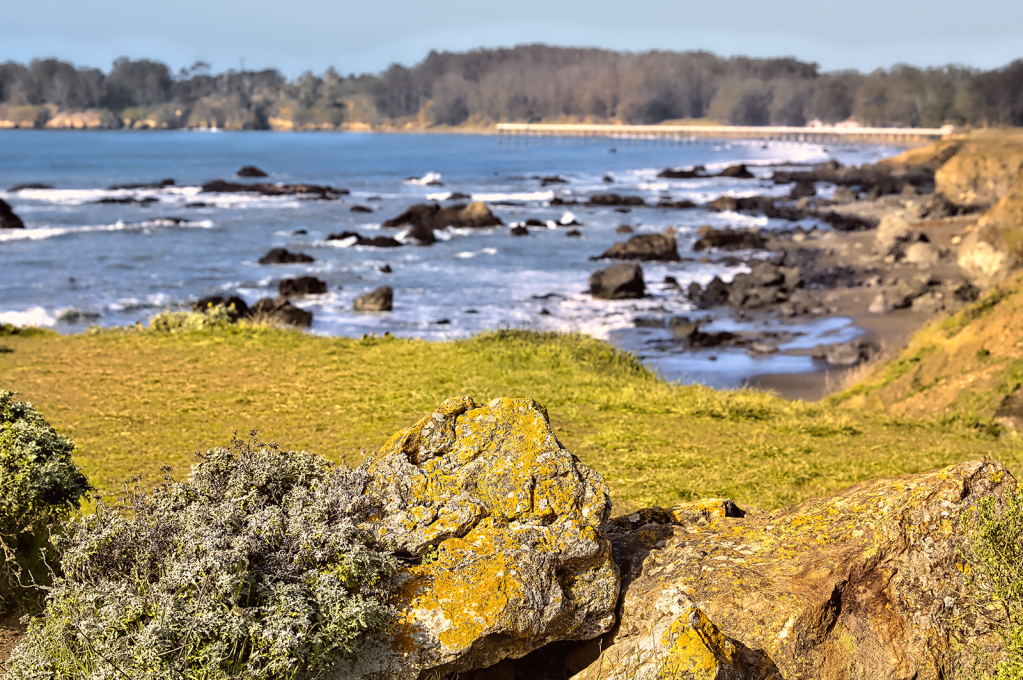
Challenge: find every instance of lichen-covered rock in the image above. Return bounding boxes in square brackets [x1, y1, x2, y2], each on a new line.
[329, 397, 618, 679]
[576, 459, 1013, 680]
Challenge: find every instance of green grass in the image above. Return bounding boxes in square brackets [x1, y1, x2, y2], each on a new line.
[0, 327, 1018, 514]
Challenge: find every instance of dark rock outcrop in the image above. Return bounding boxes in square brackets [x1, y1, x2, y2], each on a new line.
[108, 179, 175, 190]
[201, 180, 348, 199]
[789, 180, 817, 199]
[94, 196, 159, 205]
[350, 205, 373, 213]
[588, 194, 647, 207]
[258, 248, 315, 264]
[354, 286, 393, 312]
[278, 276, 327, 297]
[249, 297, 313, 327]
[657, 165, 707, 179]
[540, 175, 567, 186]
[0, 199, 26, 229]
[8, 183, 54, 192]
[589, 263, 645, 300]
[772, 159, 936, 196]
[692, 226, 767, 251]
[236, 165, 268, 177]
[716, 163, 755, 178]
[596, 231, 680, 262]
[510, 225, 529, 236]
[382, 202, 502, 232]
[655, 198, 698, 209]
[327, 231, 402, 248]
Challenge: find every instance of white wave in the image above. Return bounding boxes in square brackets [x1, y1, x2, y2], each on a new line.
[426, 191, 452, 201]
[455, 247, 498, 259]
[0, 306, 56, 328]
[406, 172, 443, 186]
[474, 190, 554, 203]
[7, 185, 201, 206]
[0, 219, 214, 242]
[559, 211, 578, 225]
[326, 236, 358, 248]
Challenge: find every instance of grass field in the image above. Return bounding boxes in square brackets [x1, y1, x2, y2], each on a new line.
[1, 324, 1018, 514]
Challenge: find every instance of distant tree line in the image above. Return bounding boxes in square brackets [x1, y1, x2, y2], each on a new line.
[1, 45, 1021, 129]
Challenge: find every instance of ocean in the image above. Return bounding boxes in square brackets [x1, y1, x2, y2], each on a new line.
[0, 130, 895, 388]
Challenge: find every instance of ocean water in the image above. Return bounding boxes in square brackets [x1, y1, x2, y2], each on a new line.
[0, 130, 895, 388]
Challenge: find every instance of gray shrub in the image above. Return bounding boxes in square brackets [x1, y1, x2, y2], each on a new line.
[6, 433, 396, 680]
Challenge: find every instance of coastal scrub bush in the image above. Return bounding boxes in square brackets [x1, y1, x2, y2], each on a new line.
[960, 486, 1023, 678]
[0, 390, 91, 614]
[147, 303, 237, 332]
[6, 433, 397, 680]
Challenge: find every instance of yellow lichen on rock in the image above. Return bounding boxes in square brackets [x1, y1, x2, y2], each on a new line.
[328, 396, 619, 679]
[578, 458, 1015, 680]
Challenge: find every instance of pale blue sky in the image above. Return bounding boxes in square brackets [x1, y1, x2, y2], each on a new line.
[5, 0, 1023, 76]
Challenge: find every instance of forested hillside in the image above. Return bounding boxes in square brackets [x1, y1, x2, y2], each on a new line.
[1, 45, 1022, 130]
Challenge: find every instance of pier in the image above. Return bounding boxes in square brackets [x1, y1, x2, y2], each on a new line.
[496, 123, 952, 146]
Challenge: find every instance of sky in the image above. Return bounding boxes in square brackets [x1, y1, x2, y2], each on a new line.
[4, 0, 1023, 77]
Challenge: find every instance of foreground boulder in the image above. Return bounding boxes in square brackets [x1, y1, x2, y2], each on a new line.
[354, 286, 393, 311]
[570, 458, 1012, 680]
[0, 199, 25, 229]
[597, 230, 680, 261]
[328, 397, 618, 679]
[590, 263, 646, 299]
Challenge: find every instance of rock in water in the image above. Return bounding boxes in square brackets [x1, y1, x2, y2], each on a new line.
[329, 397, 618, 679]
[383, 202, 502, 231]
[0, 199, 25, 229]
[278, 276, 327, 297]
[248, 297, 313, 327]
[692, 226, 767, 251]
[716, 163, 755, 178]
[574, 458, 1014, 680]
[354, 286, 393, 311]
[788, 179, 817, 199]
[236, 165, 268, 177]
[589, 263, 645, 299]
[258, 248, 315, 264]
[597, 231, 680, 261]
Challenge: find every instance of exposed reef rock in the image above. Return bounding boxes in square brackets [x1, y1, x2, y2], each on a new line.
[590, 263, 646, 300]
[0, 199, 25, 229]
[258, 248, 315, 264]
[248, 297, 313, 327]
[354, 286, 393, 312]
[383, 202, 502, 231]
[201, 180, 347, 199]
[278, 276, 327, 297]
[596, 231, 680, 262]
[327, 230, 403, 248]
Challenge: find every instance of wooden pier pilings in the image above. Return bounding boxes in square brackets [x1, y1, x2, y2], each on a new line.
[495, 123, 951, 147]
